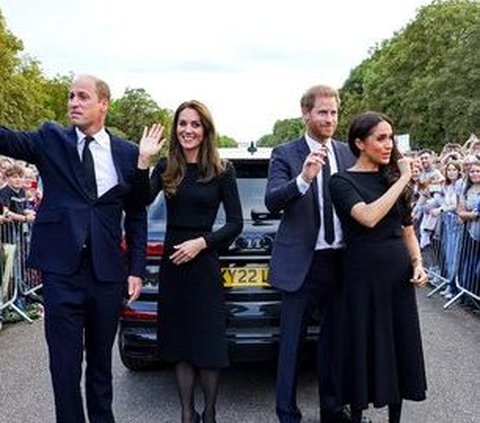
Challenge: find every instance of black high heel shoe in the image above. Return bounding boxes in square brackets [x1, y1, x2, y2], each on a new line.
[194, 411, 201, 423]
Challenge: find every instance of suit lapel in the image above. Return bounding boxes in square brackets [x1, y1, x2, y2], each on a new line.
[332, 139, 353, 171]
[109, 135, 125, 187]
[332, 140, 342, 170]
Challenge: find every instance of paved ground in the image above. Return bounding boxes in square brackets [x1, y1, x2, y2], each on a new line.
[0, 289, 479, 422]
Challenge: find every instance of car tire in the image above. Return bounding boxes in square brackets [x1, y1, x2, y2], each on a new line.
[118, 341, 164, 371]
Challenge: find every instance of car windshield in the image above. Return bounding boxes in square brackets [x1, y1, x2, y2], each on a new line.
[147, 159, 276, 223]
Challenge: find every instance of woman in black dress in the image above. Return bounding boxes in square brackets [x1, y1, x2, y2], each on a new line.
[142, 100, 243, 423]
[329, 112, 427, 422]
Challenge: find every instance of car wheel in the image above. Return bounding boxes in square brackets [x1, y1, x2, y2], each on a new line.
[118, 340, 164, 371]
[119, 352, 154, 371]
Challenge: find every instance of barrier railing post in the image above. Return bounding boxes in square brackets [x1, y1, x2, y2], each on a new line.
[0, 242, 33, 323]
[0, 222, 38, 324]
[443, 218, 480, 310]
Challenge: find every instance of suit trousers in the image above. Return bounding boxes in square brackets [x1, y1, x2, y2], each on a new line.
[276, 249, 343, 423]
[43, 249, 124, 423]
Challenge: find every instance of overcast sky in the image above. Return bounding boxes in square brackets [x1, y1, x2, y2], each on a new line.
[2, 0, 431, 143]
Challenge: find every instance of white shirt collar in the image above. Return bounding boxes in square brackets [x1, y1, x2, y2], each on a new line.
[304, 133, 333, 153]
[75, 127, 110, 149]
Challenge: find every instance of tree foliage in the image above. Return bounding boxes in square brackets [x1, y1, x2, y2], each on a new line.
[40, 74, 73, 125]
[257, 117, 304, 147]
[7, 1, 479, 152]
[217, 135, 237, 147]
[0, 10, 239, 147]
[338, 0, 480, 150]
[0, 12, 47, 128]
[107, 88, 173, 142]
[256, 0, 480, 151]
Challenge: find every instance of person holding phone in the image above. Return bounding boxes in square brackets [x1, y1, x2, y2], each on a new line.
[329, 112, 427, 423]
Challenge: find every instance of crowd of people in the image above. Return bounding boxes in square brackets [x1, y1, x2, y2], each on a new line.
[0, 75, 477, 423]
[0, 157, 42, 324]
[0, 157, 41, 224]
[408, 140, 480, 301]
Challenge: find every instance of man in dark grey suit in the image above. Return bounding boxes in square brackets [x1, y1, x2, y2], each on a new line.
[265, 85, 356, 423]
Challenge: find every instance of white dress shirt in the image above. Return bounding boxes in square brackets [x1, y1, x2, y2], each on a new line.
[75, 128, 118, 197]
[296, 134, 344, 250]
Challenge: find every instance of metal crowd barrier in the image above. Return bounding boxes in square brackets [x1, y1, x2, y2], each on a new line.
[447, 221, 480, 309]
[423, 211, 480, 310]
[0, 222, 42, 325]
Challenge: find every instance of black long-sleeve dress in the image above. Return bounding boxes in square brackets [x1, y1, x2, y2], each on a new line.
[150, 159, 243, 368]
[329, 171, 427, 409]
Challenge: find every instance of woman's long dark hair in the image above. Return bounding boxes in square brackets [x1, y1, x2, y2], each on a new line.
[162, 100, 225, 197]
[348, 111, 412, 203]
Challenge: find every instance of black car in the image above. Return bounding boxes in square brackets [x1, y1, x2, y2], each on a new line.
[118, 147, 318, 370]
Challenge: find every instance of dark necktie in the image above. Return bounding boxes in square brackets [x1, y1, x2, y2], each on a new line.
[322, 152, 334, 244]
[82, 136, 97, 199]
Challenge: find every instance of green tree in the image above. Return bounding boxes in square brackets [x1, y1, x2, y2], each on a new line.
[256, 134, 274, 147]
[256, 117, 304, 147]
[0, 10, 51, 128]
[41, 74, 73, 125]
[217, 135, 237, 147]
[339, 0, 480, 150]
[107, 88, 172, 142]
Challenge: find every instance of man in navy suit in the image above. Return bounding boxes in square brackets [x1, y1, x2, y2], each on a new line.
[0, 75, 149, 423]
[265, 85, 357, 423]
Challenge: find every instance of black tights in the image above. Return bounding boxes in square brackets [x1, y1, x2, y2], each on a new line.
[388, 402, 402, 423]
[175, 361, 220, 423]
[351, 402, 402, 423]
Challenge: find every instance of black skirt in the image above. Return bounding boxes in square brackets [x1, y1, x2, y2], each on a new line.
[334, 240, 427, 409]
[157, 229, 228, 369]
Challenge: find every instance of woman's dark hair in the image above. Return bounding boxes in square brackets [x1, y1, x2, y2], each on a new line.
[348, 111, 412, 203]
[162, 100, 225, 197]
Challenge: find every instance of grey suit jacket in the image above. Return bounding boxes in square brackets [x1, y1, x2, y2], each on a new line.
[264, 136, 355, 292]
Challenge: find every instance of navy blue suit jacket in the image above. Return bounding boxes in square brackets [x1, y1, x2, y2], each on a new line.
[0, 122, 147, 282]
[265, 136, 355, 292]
